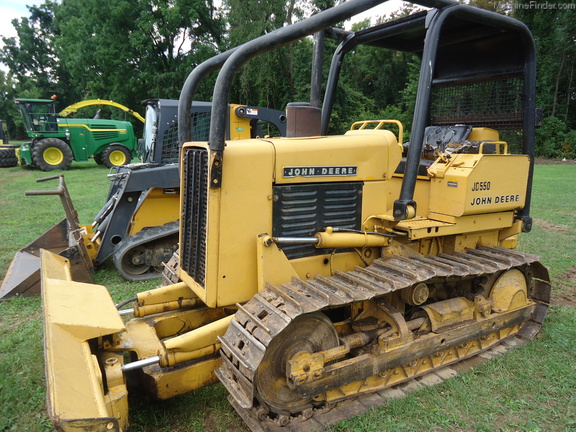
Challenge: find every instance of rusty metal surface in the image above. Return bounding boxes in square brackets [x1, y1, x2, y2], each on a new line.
[0, 251, 41, 298]
[216, 246, 551, 431]
[229, 337, 525, 432]
[0, 219, 68, 299]
[161, 249, 181, 286]
[0, 218, 94, 299]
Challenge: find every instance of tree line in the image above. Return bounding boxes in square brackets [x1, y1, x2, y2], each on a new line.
[0, 0, 574, 158]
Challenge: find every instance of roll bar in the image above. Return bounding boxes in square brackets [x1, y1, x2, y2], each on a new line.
[178, 0, 536, 227]
[392, 5, 536, 224]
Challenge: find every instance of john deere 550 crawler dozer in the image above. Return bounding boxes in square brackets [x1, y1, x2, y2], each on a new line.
[40, 0, 550, 431]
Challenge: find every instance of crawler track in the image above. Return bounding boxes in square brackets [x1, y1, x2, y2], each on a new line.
[216, 246, 550, 431]
[113, 221, 179, 281]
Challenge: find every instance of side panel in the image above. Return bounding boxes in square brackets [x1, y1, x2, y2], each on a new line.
[273, 130, 401, 185]
[213, 141, 275, 306]
[57, 118, 89, 160]
[129, 188, 180, 235]
[428, 154, 529, 217]
[59, 119, 136, 159]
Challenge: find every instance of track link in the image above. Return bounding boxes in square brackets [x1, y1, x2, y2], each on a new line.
[216, 246, 550, 431]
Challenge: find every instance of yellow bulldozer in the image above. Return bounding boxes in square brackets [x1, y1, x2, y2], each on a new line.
[40, 0, 550, 431]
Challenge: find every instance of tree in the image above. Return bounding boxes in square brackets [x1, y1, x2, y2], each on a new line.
[0, 71, 25, 139]
[513, 0, 576, 156]
[0, 2, 75, 102]
[55, 0, 224, 108]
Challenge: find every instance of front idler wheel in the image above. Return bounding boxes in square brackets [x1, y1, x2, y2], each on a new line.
[255, 312, 339, 416]
[118, 245, 151, 276]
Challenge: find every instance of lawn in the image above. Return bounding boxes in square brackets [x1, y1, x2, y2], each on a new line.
[0, 162, 574, 432]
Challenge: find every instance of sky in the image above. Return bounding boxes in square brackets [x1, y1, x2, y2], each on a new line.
[0, 0, 406, 42]
[0, 0, 32, 41]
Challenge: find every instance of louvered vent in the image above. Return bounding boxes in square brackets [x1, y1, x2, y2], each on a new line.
[272, 182, 363, 259]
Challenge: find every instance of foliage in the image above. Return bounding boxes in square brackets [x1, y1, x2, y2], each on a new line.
[514, 0, 576, 157]
[0, 2, 68, 97]
[535, 116, 571, 158]
[55, 0, 223, 109]
[0, 71, 24, 139]
[222, 0, 319, 108]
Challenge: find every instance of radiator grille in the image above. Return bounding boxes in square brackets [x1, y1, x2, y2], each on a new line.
[181, 147, 209, 287]
[273, 182, 363, 259]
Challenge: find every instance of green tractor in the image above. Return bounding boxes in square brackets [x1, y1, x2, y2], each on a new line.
[15, 98, 143, 171]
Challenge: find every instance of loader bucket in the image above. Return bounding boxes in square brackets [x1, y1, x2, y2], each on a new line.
[41, 250, 129, 432]
[0, 218, 93, 299]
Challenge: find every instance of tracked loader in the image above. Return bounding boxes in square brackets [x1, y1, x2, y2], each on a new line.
[40, 0, 551, 431]
[0, 100, 286, 297]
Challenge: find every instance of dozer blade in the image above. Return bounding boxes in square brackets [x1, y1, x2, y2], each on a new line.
[0, 218, 93, 299]
[41, 250, 129, 432]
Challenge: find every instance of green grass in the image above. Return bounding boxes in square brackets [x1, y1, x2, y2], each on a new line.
[519, 165, 576, 299]
[0, 163, 575, 432]
[0, 162, 111, 276]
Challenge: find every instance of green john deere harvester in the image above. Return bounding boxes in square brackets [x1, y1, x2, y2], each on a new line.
[15, 98, 143, 171]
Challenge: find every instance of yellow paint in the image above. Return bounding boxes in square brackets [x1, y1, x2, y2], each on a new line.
[428, 154, 529, 217]
[43, 147, 64, 165]
[350, 119, 404, 148]
[41, 118, 542, 430]
[122, 306, 232, 398]
[128, 188, 180, 235]
[467, 127, 499, 141]
[179, 130, 402, 307]
[163, 315, 233, 357]
[41, 251, 128, 431]
[273, 129, 401, 185]
[490, 269, 528, 312]
[256, 237, 299, 291]
[228, 104, 252, 139]
[59, 99, 145, 123]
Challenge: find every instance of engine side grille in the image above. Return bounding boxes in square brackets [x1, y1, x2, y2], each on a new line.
[272, 182, 363, 260]
[181, 147, 209, 287]
[93, 131, 120, 141]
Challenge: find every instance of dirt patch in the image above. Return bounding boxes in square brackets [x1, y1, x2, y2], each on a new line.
[551, 265, 576, 307]
[535, 157, 576, 165]
[533, 218, 570, 233]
